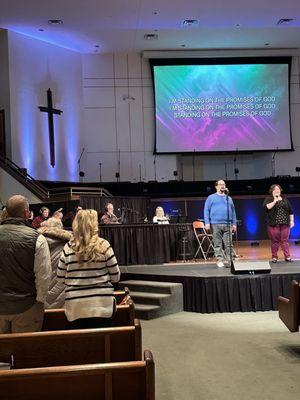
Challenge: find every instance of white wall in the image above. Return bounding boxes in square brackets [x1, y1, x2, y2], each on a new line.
[0, 167, 40, 205]
[7, 31, 84, 181]
[82, 52, 176, 182]
[0, 30, 11, 156]
[82, 52, 300, 182]
[5, 35, 300, 183]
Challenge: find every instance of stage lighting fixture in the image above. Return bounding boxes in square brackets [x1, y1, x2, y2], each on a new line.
[79, 171, 85, 177]
[296, 167, 300, 176]
[173, 170, 178, 177]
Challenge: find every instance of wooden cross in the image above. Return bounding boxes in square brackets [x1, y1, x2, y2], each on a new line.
[38, 88, 63, 167]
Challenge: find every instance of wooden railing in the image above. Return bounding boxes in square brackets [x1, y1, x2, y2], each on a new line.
[0, 154, 49, 201]
[49, 186, 112, 199]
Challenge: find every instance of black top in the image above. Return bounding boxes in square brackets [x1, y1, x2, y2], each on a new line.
[263, 196, 293, 226]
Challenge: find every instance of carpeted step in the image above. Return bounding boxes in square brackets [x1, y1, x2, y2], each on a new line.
[134, 304, 162, 320]
[119, 280, 183, 319]
[129, 291, 171, 306]
[119, 280, 181, 294]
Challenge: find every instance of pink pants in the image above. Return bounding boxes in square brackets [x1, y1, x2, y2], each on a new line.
[267, 224, 291, 259]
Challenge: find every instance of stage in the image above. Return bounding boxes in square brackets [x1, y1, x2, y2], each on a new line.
[120, 260, 300, 313]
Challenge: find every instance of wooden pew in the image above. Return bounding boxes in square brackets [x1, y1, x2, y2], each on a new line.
[278, 280, 300, 332]
[0, 320, 142, 369]
[0, 350, 155, 400]
[42, 301, 135, 331]
[114, 287, 130, 304]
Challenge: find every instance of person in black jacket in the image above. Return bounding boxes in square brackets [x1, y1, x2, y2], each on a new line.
[263, 184, 294, 262]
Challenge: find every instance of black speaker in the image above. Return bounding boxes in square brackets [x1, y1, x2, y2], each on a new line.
[231, 261, 271, 275]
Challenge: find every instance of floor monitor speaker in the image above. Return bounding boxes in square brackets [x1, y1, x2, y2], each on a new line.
[231, 261, 271, 275]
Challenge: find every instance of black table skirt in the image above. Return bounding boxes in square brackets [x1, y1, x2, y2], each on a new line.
[99, 223, 195, 265]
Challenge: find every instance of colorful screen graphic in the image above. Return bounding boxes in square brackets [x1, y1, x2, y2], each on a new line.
[152, 62, 292, 153]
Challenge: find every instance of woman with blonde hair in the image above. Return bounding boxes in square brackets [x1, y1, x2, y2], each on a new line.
[153, 206, 169, 224]
[57, 209, 120, 329]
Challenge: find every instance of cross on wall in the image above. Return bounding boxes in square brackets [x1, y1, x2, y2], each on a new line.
[38, 88, 63, 168]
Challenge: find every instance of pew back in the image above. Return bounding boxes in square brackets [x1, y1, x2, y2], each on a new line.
[0, 350, 155, 400]
[42, 301, 135, 331]
[0, 320, 142, 369]
[278, 280, 300, 332]
[114, 287, 130, 304]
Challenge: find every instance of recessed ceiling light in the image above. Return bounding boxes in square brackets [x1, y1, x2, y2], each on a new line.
[235, 23, 241, 28]
[95, 45, 100, 48]
[277, 18, 294, 25]
[153, 11, 158, 15]
[144, 33, 158, 40]
[264, 43, 270, 46]
[182, 19, 199, 27]
[38, 28, 44, 32]
[48, 19, 64, 25]
[181, 44, 186, 47]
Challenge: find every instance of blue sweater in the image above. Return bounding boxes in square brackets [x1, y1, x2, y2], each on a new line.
[204, 193, 237, 225]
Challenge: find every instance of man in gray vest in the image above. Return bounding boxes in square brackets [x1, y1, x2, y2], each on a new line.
[0, 195, 51, 333]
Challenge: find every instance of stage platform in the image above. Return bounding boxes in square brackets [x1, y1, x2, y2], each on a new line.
[120, 261, 300, 313]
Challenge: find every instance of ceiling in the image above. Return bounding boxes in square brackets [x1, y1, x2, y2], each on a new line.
[0, 0, 300, 53]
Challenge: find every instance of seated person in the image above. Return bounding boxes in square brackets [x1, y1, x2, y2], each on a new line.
[62, 205, 83, 228]
[100, 203, 120, 225]
[153, 206, 169, 224]
[32, 206, 49, 229]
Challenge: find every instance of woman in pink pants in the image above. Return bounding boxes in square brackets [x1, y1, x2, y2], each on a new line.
[263, 184, 294, 263]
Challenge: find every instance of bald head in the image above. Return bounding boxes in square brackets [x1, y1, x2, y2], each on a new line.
[6, 195, 29, 219]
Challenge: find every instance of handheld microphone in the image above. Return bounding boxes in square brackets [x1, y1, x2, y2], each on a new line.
[222, 188, 229, 194]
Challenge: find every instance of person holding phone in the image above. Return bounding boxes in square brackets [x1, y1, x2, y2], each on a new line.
[263, 184, 294, 263]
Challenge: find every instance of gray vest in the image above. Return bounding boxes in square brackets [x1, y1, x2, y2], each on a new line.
[0, 218, 39, 314]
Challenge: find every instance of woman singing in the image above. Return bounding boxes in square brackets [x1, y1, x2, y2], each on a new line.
[263, 184, 294, 263]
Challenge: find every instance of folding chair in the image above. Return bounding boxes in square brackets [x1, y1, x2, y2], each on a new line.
[193, 221, 215, 260]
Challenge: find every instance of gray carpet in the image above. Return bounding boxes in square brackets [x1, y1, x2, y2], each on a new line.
[142, 311, 300, 400]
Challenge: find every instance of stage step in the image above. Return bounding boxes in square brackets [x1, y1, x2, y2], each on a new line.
[119, 280, 179, 294]
[119, 280, 183, 320]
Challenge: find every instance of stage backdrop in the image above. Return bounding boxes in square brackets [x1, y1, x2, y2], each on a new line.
[151, 195, 300, 241]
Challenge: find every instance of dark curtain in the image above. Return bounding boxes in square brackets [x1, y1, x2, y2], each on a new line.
[99, 223, 195, 265]
[80, 196, 151, 224]
[121, 272, 300, 313]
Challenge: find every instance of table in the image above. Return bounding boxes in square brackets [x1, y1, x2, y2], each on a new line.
[99, 223, 194, 265]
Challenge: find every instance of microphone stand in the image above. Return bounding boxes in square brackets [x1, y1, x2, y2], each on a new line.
[271, 147, 278, 178]
[78, 148, 85, 182]
[225, 189, 234, 270]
